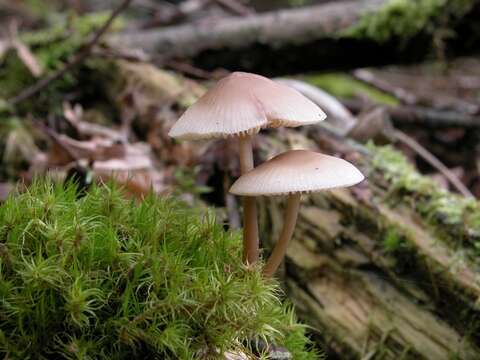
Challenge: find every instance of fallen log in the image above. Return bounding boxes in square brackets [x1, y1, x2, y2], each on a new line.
[343, 99, 480, 129]
[109, 0, 385, 57]
[251, 127, 480, 359]
[101, 60, 480, 358]
[108, 0, 479, 74]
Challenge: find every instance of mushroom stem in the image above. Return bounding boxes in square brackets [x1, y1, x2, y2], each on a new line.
[262, 193, 301, 278]
[238, 134, 259, 264]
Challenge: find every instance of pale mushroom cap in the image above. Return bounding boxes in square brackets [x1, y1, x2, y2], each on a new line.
[168, 72, 326, 140]
[229, 150, 364, 196]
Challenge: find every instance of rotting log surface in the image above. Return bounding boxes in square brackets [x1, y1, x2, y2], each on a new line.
[105, 61, 480, 359]
[249, 128, 480, 359]
[110, 0, 386, 57]
[108, 0, 425, 74]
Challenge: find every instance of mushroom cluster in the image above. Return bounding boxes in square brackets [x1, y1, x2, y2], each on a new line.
[169, 72, 364, 277]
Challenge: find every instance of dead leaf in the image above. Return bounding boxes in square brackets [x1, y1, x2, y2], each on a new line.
[95, 169, 168, 199]
[93, 142, 153, 171]
[5, 20, 42, 77]
[13, 40, 42, 77]
[224, 351, 249, 360]
[63, 102, 124, 141]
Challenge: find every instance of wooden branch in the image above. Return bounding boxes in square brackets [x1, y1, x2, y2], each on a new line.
[109, 0, 386, 59]
[353, 68, 418, 105]
[8, 0, 133, 106]
[392, 130, 474, 198]
[212, 0, 254, 16]
[344, 99, 480, 128]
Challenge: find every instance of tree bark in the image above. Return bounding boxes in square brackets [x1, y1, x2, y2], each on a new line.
[109, 0, 385, 56]
[108, 0, 480, 74]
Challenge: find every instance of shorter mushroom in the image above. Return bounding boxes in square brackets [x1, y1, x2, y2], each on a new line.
[229, 150, 364, 278]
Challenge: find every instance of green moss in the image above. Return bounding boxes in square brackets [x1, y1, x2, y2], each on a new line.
[383, 228, 405, 252]
[343, 0, 474, 43]
[0, 181, 320, 359]
[369, 144, 480, 253]
[303, 73, 398, 105]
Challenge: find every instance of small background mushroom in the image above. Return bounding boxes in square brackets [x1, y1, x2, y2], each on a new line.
[230, 149, 364, 277]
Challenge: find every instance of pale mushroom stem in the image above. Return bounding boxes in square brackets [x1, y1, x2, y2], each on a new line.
[262, 193, 301, 278]
[238, 134, 259, 264]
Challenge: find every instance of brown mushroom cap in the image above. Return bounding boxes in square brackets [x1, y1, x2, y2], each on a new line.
[168, 72, 326, 140]
[229, 150, 364, 196]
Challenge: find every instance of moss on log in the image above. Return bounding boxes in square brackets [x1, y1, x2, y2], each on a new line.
[253, 128, 480, 359]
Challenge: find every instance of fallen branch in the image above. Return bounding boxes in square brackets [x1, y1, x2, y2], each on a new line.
[109, 0, 385, 59]
[281, 77, 473, 197]
[353, 68, 417, 105]
[8, 0, 133, 106]
[252, 128, 480, 358]
[392, 129, 474, 198]
[212, 0, 254, 16]
[343, 99, 480, 128]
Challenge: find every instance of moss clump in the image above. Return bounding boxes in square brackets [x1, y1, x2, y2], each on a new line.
[0, 181, 319, 359]
[369, 144, 480, 253]
[343, 0, 474, 43]
[383, 228, 408, 252]
[303, 73, 398, 105]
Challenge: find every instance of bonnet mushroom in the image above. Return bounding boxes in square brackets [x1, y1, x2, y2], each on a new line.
[169, 72, 326, 264]
[229, 150, 364, 277]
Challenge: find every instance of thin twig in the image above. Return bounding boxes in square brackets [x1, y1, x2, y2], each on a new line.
[343, 99, 480, 128]
[32, 121, 80, 161]
[163, 60, 219, 80]
[353, 69, 417, 105]
[212, 0, 254, 16]
[284, 77, 474, 198]
[8, 0, 133, 106]
[393, 130, 474, 198]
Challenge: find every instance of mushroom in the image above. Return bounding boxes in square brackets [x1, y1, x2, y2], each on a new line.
[229, 150, 364, 277]
[168, 72, 326, 264]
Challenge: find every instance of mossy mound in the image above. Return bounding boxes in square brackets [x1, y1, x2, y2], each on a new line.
[0, 181, 319, 359]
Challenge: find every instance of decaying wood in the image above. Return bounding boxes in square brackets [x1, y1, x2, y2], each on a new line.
[80, 59, 480, 358]
[344, 99, 480, 129]
[250, 127, 480, 359]
[109, 0, 386, 70]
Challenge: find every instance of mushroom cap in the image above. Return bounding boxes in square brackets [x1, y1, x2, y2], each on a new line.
[168, 72, 326, 140]
[229, 150, 364, 196]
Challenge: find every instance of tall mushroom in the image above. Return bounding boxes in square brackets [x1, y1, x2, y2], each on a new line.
[229, 150, 364, 277]
[168, 72, 326, 264]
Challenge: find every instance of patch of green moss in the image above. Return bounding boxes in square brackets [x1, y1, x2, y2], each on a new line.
[343, 0, 474, 43]
[369, 144, 480, 252]
[0, 181, 320, 359]
[303, 73, 398, 105]
[383, 228, 406, 252]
